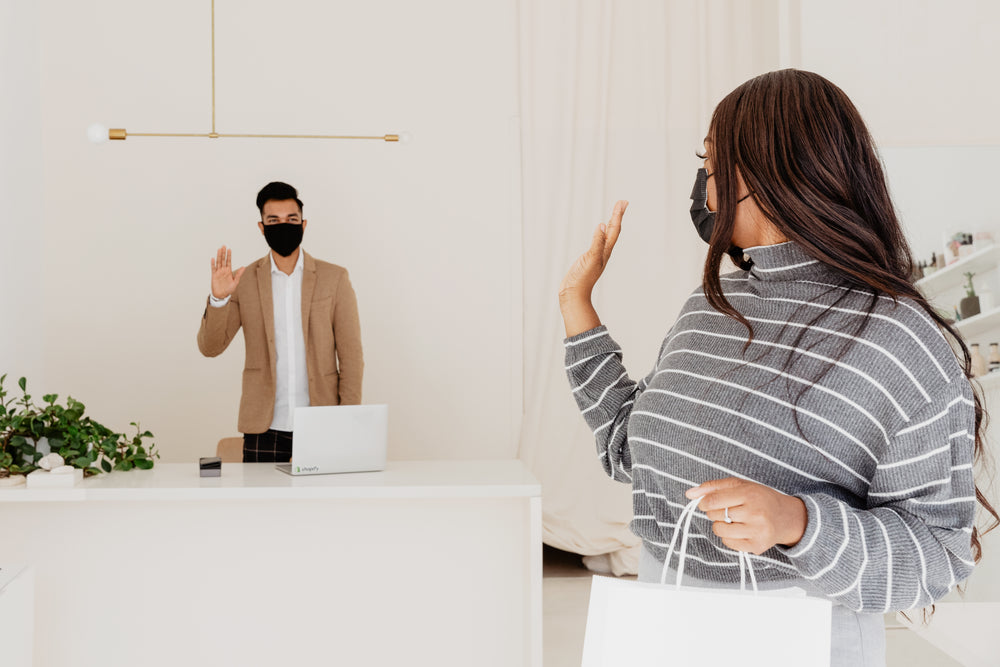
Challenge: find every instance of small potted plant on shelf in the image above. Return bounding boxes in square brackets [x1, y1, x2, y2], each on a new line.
[0, 374, 158, 487]
[960, 272, 981, 320]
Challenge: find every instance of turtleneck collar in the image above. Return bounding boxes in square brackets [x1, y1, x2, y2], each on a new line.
[742, 241, 831, 282]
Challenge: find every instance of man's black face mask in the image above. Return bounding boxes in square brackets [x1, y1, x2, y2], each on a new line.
[263, 223, 304, 257]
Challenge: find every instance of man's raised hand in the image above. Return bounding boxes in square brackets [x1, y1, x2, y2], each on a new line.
[210, 246, 246, 299]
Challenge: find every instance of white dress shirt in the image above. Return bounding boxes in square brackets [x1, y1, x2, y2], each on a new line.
[210, 250, 310, 431]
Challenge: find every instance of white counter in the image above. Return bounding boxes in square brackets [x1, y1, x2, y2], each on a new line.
[0, 459, 541, 502]
[0, 461, 542, 667]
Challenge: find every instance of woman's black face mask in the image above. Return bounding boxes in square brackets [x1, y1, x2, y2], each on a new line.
[689, 167, 752, 245]
[689, 167, 715, 244]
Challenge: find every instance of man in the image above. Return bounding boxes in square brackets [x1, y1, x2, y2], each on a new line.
[197, 181, 363, 462]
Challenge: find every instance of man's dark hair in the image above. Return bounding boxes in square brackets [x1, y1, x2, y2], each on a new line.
[256, 181, 304, 216]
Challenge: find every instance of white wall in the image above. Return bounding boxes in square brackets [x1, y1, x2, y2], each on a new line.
[796, 0, 1000, 147]
[794, 0, 1000, 271]
[794, 0, 1000, 262]
[24, 0, 521, 462]
[882, 146, 1000, 262]
[0, 0, 45, 390]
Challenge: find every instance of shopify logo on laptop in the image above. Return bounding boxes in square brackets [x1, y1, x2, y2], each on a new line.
[296, 465, 320, 473]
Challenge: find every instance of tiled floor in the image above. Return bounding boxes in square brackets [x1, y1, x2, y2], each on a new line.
[542, 546, 962, 667]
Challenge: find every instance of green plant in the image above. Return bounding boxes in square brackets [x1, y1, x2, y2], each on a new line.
[0, 374, 158, 478]
[964, 272, 977, 298]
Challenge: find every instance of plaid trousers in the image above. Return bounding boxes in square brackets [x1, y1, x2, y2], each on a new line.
[242, 429, 293, 463]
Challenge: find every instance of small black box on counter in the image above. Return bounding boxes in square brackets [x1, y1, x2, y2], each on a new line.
[199, 456, 222, 477]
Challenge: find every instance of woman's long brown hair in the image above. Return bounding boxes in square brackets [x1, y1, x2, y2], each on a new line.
[702, 69, 998, 561]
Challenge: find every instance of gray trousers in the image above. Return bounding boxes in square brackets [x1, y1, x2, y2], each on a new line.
[638, 544, 886, 667]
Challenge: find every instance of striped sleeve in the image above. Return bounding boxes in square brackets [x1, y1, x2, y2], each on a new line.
[778, 380, 977, 613]
[564, 325, 662, 483]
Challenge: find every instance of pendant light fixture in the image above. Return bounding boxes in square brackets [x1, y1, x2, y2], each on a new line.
[88, 0, 407, 144]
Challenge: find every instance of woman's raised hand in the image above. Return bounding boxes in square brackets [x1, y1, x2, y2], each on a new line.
[210, 246, 246, 300]
[558, 200, 628, 337]
[559, 200, 628, 300]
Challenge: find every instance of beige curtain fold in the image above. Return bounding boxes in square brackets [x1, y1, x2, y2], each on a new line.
[517, 0, 784, 574]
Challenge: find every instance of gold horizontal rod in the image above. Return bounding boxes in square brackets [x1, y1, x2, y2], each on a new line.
[120, 132, 212, 138]
[111, 129, 398, 141]
[219, 133, 397, 140]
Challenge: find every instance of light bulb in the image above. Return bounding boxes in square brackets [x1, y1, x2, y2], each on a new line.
[87, 123, 109, 144]
[397, 132, 412, 144]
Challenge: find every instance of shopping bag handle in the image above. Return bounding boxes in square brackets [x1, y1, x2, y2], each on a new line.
[659, 496, 757, 593]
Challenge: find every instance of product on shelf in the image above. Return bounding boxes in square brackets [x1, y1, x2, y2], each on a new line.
[971, 343, 988, 377]
[988, 343, 1000, 374]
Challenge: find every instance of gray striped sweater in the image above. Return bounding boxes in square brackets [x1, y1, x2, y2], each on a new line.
[565, 241, 976, 613]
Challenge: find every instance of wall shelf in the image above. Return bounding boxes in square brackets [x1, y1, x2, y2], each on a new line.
[916, 243, 1000, 388]
[916, 244, 1000, 300]
[953, 307, 1000, 341]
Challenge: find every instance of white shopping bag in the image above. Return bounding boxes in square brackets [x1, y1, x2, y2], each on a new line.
[581, 498, 832, 666]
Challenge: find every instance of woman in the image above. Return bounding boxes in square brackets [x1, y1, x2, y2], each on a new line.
[559, 69, 996, 666]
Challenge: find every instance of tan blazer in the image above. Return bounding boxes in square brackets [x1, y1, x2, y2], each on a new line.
[197, 252, 363, 434]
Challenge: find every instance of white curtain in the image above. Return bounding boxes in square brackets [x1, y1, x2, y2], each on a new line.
[517, 0, 784, 574]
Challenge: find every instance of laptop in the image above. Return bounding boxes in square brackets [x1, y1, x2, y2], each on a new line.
[276, 404, 388, 475]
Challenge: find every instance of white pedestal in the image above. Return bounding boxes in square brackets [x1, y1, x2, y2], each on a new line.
[0, 565, 34, 667]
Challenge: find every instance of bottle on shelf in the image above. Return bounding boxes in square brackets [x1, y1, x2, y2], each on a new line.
[971, 344, 988, 377]
[989, 343, 1000, 374]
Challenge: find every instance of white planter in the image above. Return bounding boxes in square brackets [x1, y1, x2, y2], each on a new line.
[27, 467, 83, 488]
